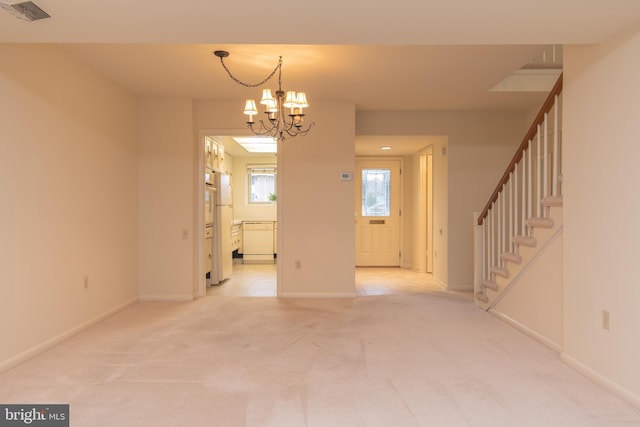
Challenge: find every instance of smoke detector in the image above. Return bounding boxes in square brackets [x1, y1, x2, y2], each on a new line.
[0, 1, 50, 21]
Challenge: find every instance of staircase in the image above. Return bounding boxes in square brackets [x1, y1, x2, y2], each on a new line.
[474, 74, 563, 310]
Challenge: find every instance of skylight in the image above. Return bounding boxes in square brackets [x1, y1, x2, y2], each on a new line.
[232, 137, 277, 154]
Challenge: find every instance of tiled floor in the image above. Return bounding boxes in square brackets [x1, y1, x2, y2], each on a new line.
[207, 263, 458, 298]
[207, 263, 278, 297]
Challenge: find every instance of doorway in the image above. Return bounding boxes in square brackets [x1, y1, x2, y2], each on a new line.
[354, 136, 442, 276]
[419, 149, 434, 273]
[355, 158, 401, 266]
[196, 130, 279, 298]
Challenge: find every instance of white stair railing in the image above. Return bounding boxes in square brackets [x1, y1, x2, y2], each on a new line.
[474, 74, 563, 304]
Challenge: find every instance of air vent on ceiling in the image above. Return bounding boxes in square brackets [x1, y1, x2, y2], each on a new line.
[0, 1, 50, 21]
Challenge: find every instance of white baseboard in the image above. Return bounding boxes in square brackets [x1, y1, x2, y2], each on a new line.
[0, 297, 138, 375]
[138, 294, 195, 302]
[446, 283, 474, 291]
[490, 309, 562, 353]
[402, 263, 418, 271]
[561, 352, 640, 409]
[280, 292, 357, 298]
[433, 277, 448, 289]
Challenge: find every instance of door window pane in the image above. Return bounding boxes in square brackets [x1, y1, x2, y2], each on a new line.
[362, 169, 391, 216]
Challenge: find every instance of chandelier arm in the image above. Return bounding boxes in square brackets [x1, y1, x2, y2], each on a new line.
[248, 119, 314, 141]
[218, 55, 282, 88]
[249, 121, 272, 135]
[248, 120, 277, 137]
[282, 122, 315, 138]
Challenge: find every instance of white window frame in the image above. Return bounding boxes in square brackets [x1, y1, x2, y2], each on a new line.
[247, 164, 277, 204]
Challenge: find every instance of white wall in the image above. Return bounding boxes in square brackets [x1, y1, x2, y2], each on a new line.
[278, 102, 356, 296]
[562, 27, 640, 404]
[138, 98, 195, 300]
[402, 140, 441, 274]
[357, 111, 528, 290]
[494, 232, 563, 351]
[0, 45, 139, 370]
[403, 153, 420, 271]
[195, 100, 357, 297]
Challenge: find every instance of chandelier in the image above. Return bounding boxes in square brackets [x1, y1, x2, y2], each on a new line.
[213, 50, 314, 141]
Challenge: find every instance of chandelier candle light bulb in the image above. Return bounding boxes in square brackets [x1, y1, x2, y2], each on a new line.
[244, 99, 258, 122]
[261, 89, 276, 107]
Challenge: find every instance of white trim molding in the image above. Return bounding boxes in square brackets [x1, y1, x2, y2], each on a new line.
[0, 298, 138, 375]
[280, 292, 357, 298]
[138, 295, 195, 302]
[433, 277, 448, 289]
[490, 309, 562, 353]
[561, 352, 640, 409]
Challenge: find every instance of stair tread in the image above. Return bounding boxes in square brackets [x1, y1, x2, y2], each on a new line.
[482, 279, 499, 291]
[475, 292, 489, 303]
[513, 235, 537, 247]
[542, 196, 563, 207]
[477, 195, 562, 307]
[491, 266, 509, 278]
[501, 252, 522, 264]
[526, 217, 555, 228]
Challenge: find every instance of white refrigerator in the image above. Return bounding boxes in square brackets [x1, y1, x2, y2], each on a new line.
[212, 172, 233, 283]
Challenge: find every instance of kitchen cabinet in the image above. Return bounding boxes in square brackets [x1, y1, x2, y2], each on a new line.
[217, 143, 226, 174]
[205, 227, 213, 285]
[223, 151, 233, 176]
[204, 136, 233, 175]
[204, 136, 216, 171]
[205, 136, 221, 172]
[219, 145, 234, 176]
[231, 222, 241, 252]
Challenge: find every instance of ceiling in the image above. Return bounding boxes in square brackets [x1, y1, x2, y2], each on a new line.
[57, 43, 555, 112]
[2, 1, 639, 45]
[2, 1, 639, 156]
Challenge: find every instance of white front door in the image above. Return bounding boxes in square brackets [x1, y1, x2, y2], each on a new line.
[355, 159, 401, 266]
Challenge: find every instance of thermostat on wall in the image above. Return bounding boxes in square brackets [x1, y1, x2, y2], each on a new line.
[340, 172, 353, 181]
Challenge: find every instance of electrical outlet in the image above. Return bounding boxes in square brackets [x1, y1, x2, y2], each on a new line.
[602, 310, 610, 330]
[84, 276, 89, 290]
[295, 260, 302, 269]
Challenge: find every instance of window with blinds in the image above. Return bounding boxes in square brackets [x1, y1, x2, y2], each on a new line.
[247, 165, 277, 204]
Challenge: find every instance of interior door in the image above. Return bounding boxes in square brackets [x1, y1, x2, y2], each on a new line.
[355, 159, 401, 266]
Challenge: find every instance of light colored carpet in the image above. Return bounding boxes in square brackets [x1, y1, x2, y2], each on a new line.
[1, 267, 639, 426]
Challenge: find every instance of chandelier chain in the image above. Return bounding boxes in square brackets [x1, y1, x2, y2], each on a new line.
[217, 56, 283, 88]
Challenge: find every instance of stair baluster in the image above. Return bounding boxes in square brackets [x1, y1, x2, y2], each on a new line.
[474, 74, 563, 306]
